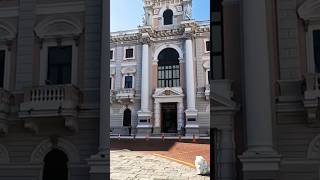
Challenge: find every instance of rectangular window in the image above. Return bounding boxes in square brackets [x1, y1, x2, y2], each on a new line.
[0, 50, 5, 88]
[208, 70, 211, 84]
[212, 0, 223, 80]
[206, 41, 210, 52]
[314, 30, 320, 73]
[157, 65, 180, 88]
[110, 50, 114, 60]
[47, 46, 72, 85]
[110, 77, 112, 89]
[125, 48, 134, 59]
[124, 76, 133, 88]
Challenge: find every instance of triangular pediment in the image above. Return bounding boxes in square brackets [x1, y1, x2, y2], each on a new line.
[153, 87, 184, 97]
[298, 0, 320, 21]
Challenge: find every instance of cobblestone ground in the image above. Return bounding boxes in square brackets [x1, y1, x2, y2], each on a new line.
[110, 150, 210, 180]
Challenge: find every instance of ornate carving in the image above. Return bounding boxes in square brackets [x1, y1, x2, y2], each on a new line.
[183, 3, 192, 20]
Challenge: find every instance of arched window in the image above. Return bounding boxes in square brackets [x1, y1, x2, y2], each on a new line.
[157, 48, 180, 87]
[43, 149, 68, 180]
[163, 9, 173, 25]
[123, 108, 131, 127]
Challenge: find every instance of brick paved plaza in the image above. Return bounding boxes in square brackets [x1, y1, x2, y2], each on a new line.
[110, 139, 210, 179]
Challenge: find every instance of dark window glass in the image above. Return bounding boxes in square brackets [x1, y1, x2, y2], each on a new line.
[314, 30, 320, 73]
[212, 0, 223, 80]
[42, 149, 68, 180]
[208, 70, 211, 84]
[110, 77, 112, 89]
[47, 46, 72, 85]
[124, 76, 133, 88]
[123, 109, 131, 127]
[125, 48, 133, 58]
[0, 50, 5, 88]
[206, 41, 210, 52]
[110, 50, 113, 60]
[157, 48, 180, 87]
[163, 9, 173, 25]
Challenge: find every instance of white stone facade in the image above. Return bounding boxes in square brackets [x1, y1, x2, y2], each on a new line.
[110, 0, 210, 136]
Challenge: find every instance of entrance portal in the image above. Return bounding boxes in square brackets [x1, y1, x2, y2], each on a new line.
[42, 149, 68, 180]
[161, 103, 177, 133]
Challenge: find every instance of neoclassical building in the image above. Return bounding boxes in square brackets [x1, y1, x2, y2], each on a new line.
[110, 0, 210, 136]
[214, 0, 320, 180]
[0, 0, 108, 179]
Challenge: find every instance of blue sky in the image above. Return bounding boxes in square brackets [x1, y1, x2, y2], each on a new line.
[111, 0, 210, 32]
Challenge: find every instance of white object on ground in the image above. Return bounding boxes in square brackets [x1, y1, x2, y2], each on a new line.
[195, 156, 210, 175]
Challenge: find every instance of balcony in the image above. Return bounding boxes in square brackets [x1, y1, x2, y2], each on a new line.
[116, 88, 135, 103]
[303, 73, 320, 126]
[19, 84, 81, 132]
[0, 89, 12, 135]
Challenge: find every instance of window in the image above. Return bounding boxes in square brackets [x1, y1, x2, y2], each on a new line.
[157, 48, 180, 87]
[0, 50, 4, 88]
[163, 9, 173, 25]
[110, 77, 113, 89]
[123, 108, 131, 127]
[110, 50, 114, 60]
[125, 48, 134, 59]
[47, 46, 72, 85]
[205, 41, 210, 52]
[212, 0, 223, 80]
[124, 76, 133, 88]
[313, 30, 320, 73]
[208, 70, 211, 84]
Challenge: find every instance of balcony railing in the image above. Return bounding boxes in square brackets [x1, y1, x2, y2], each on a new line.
[116, 88, 135, 103]
[20, 84, 81, 116]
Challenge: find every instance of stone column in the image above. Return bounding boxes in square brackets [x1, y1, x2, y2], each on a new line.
[137, 31, 152, 135]
[87, 0, 108, 179]
[153, 101, 161, 134]
[239, 0, 281, 179]
[177, 101, 184, 134]
[183, 28, 199, 136]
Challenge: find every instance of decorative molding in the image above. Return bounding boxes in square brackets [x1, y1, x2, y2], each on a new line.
[30, 138, 80, 163]
[308, 134, 320, 159]
[36, 1, 85, 15]
[34, 16, 83, 39]
[298, 0, 320, 21]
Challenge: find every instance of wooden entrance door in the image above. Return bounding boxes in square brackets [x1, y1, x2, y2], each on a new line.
[161, 103, 177, 133]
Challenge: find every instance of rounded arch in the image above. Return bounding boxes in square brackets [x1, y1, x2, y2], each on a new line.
[0, 144, 9, 163]
[158, 48, 180, 65]
[307, 134, 320, 160]
[119, 105, 134, 114]
[42, 149, 68, 180]
[30, 138, 80, 163]
[34, 16, 82, 38]
[163, 9, 173, 25]
[153, 44, 183, 62]
[158, 6, 178, 18]
[0, 21, 16, 40]
[123, 108, 132, 127]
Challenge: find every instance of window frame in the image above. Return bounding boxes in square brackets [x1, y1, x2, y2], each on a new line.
[123, 46, 135, 60]
[0, 45, 11, 90]
[205, 39, 210, 53]
[307, 25, 320, 74]
[110, 48, 115, 61]
[39, 39, 78, 86]
[163, 9, 174, 25]
[122, 74, 134, 89]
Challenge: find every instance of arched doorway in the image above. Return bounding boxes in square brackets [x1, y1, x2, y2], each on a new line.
[123, 108, 131, 134]
[42, 149, 68, 180]
[157, 48, 180, 88]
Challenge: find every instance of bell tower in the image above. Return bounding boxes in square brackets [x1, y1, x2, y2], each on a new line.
[143, 0, 192, 29]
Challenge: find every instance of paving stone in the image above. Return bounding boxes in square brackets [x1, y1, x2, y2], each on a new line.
[110, 150, 210, 179]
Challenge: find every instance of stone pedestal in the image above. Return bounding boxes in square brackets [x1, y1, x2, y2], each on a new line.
[87, 152, 108, 180]
[136, 111, 152, 135]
